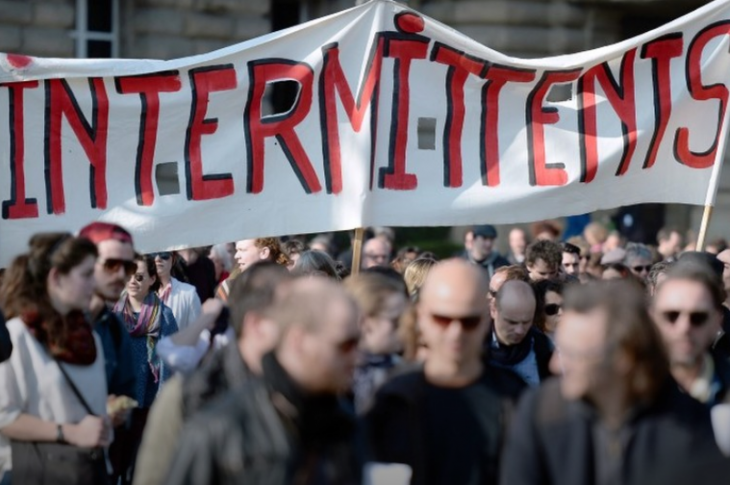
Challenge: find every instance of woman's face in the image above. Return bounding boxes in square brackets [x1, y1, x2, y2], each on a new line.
[52, 255, 97, 313]
[362, 292, 407, 355]
[127, 260, 155, 300]
[543, 290, 563, 335]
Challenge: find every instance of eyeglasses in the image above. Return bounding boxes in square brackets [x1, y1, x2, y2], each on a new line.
[632, 265, 652, 273]
[131, 273, 146, 283]
[100, 258, 137, 277]
[151, 252, 172, 260]
[336, 337, 359, 353]
[365, 253, 389, 261]
[545, 303, 562, 316]
[488, 289, 498, 299]
[429, 313, 483, 330]
[660, 310, 710, 327]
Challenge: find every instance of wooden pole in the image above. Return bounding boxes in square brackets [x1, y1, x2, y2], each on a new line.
[351, 228, 365, 276]
[695, 205, 714, 252]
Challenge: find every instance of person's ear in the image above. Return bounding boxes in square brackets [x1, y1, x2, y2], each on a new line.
[46, 267, 62, 291]
[260, 247, 271, 260]
[490, 301, 498, 320]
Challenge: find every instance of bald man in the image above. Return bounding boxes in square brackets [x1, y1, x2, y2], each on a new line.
[489, 280, 554, 386]
[166, 277, 362, 485]
[366, 259, 525, 485]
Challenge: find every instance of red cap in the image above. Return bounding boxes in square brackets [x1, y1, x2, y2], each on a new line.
[78, 222, 134, 246]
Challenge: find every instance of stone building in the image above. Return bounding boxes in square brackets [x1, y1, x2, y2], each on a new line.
[0, 0, 724, 243]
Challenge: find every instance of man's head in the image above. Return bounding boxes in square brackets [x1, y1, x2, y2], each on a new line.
[657, 228, 683, 259]
[525, 240, 562, 281]
[488, 265, 529, 300]
[623, 243, 653, 281]
[716, 249, 730, 299]
[362, 237, 391, 269]
[652, 261, 725, 369]
[647, 261, 673, 296]
[509, 228, 527, 256]
[274, 277, 361, 394]
[227, 262, 293, 372]
[553, 280, 669, 404]
[468, 225, 498, 263]
[417, 259, 490, 367]
[561, 243, 581, 276]
[491, 280, 536, 346]
[234, 238, 287, 272]
[78, 222, 136, 302]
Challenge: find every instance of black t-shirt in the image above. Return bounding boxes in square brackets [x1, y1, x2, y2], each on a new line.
[423, 378, 505, 485]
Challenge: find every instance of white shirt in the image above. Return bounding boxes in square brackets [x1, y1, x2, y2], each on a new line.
[159, 278, 201, 332]
[0, 317, 108, 474]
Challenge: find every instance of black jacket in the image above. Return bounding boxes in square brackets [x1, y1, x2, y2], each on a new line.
[488, 328, 554, 385]
[0, 309, 11, 363]
[365, 364, 525, 485]
[181, 342, 251, 419]
[500, 378, 730, 485]
[165, 352, 361, 485]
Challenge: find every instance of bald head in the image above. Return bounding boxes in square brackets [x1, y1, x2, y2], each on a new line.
[496, 280, 535, 311]
[362, 237, 391, 268]
[421, 259, 489, 310]
[492, 280, 536, 346]
[270, 277, 358, 333]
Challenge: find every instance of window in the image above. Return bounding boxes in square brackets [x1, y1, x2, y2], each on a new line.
[72, 0, 119, 58]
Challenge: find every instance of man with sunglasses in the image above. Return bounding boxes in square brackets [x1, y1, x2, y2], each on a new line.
[78, 222, 137, 407]
[622, 242, 654, 282]
[367, 259, 525, 485]
[489, 280, 553, 386]
[78, 222, 139, 483]
[653, 261, 730, 407]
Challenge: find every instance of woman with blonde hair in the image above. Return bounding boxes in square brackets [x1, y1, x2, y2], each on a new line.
[403, 257, 437, 300]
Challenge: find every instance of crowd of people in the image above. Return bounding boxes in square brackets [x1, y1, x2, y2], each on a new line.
[0, 219, 728, 485]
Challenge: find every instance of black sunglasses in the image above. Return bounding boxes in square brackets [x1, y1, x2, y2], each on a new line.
[101, 258, 137, 277]
[661, 310, 710, 327]
[151, 252, 172, 260]
[545, 303, 562, 316]
[429, 313, 483, 330]
[131, 273, 146, 283]
[632, 265, 652, 273]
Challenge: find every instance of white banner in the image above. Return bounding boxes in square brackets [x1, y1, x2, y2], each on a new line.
[2, 0, 730, 264]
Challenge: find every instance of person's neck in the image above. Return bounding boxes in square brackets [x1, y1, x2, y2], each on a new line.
[89, 295, 106, 320]
[424, 356, 483, 388]
[590, 382, 632, 429]
[671, 354, 706, 394]
[158, 273, 172, 290]
[128, 294, 145, 312]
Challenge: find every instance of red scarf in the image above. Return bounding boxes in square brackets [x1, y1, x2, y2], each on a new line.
[22, 309, 97, 365]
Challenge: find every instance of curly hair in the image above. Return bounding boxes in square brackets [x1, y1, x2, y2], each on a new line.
[254, 238, 289, 266]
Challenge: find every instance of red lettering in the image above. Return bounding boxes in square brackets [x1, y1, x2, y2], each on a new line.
[115, 72, 181, 206]
[45, 78, 109, 214]
[675, 22, 730, 169]
[481, 65, 536, 186]
[244, 60, 321, 194]
[1, 81, 39, 219]
[578, 49, 637, 182]
[320, 39, 385, 194]
[640, 34, 684, 169]
[379, 36, 429, 190]
[527, 70, 582, 186]
[185, 65, 236, 201]
[431, 43, 489, 188]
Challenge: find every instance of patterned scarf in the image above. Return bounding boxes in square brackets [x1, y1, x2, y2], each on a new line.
[113, 292, 163, 382]
[23, 309, 97, 365]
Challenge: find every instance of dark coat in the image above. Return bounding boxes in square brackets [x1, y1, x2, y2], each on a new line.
[365, 364, 526, 485]
[0, 309, 12, 363]
[500, 378, 730, 485]
[181, 342, 251, 419]
[165, 353, 361, 485]
[93, 307, 136, 398]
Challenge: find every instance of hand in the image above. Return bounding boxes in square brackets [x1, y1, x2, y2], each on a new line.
[199, 299, 225, 331]
[65, 415, 110, 448]
[107, 395, 132, 428]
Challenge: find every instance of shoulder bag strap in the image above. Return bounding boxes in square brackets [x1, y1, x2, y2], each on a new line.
[50, 352, 96, 416]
